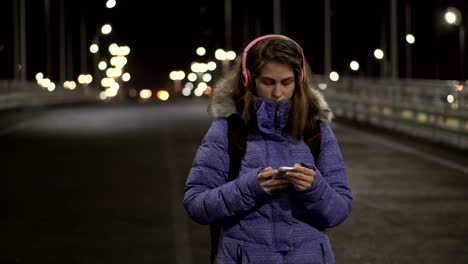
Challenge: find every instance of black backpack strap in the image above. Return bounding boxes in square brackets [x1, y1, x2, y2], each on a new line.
[304, 120, 321, 165]
[227, 114, 248, 181]
[209, 224, 221, 264]
[210, 114, 248, 264]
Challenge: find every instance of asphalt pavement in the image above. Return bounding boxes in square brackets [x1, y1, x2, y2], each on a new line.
[2, 99, 467, 263]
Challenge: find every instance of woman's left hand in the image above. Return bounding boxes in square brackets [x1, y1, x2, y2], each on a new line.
[285, 163, 316, 191]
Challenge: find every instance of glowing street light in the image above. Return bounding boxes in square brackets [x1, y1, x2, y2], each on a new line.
[187, 73, 197, 82]
[35, 72, 44, 81]
[374, 49, 384, 60]
[101, 24, 112, 35]
[78, 74, 93, 85]
[157, 90, 170, 101]
[90, 44, 99, 54]
[122, 72, 131, 82]
[329, 71, 340, 82]
[349, 61, 360, 71]
[169, 71, 185, 80]
[106, 0, 116, 9]
[196, 47, 206, 56]
[98, 61, 108, 70]
[406, 34, 415, 44]
[207, 61, 217, 71]
[445, 8, 461, 25]
[191, 62, 208, 73]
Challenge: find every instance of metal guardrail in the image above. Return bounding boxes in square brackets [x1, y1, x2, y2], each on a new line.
[2, 77, 467, 149]
[0, 80, 100, 111]
[314, 75, 468, 150]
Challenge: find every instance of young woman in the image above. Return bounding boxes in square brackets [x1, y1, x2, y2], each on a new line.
[183, 34, 353, 263]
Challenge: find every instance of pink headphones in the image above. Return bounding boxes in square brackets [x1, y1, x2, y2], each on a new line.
[241, 34, 306, 87]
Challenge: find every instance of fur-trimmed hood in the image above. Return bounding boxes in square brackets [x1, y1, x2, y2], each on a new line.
[207, 83, 333, 122]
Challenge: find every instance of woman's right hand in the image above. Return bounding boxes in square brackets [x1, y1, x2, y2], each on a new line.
[257, 167, 291, 192]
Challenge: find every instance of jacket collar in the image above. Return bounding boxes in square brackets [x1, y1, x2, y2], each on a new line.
[255, 97, 289, 138]
[208, 81, 333, 123]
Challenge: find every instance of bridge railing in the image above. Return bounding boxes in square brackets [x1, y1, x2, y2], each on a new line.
[314, 75, 468, 150]
[2, 77, 467, 149]
[0, 80, 100, 111]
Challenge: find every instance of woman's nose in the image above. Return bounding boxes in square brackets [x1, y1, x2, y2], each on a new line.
[272, 85, 282, 100]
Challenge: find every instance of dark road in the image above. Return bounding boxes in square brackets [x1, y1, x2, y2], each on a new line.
[2, 99, 468, 263]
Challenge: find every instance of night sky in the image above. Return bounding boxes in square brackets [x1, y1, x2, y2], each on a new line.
[1, 0, 468, 90]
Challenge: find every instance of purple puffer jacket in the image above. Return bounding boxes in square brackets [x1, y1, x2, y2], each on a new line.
[183, 97, 352, 264]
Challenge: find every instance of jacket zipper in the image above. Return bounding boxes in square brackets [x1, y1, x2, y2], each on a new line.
[275, 104, 280, 132]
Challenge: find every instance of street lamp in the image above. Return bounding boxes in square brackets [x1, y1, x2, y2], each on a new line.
[404, 2, 415, 79]
[405, 34, 415, 79]
[215, 49, 236, 74]
[78, 73, 93, 95]
[169, 70, 185, 94]
[444, 7, 465, 80]
[373, 48, 385, 77]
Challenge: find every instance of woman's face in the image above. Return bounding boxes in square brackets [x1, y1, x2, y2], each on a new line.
[254, 61, 295, 101]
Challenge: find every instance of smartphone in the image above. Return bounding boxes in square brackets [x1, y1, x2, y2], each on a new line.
[274, 166, 294, 179]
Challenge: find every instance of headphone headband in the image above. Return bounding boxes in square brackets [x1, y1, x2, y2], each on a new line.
[241, 34, 305, 87]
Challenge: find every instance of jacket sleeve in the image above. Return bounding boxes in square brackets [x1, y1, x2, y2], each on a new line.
[183, 118, 270, 225]
[296, 122, 353, 228]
